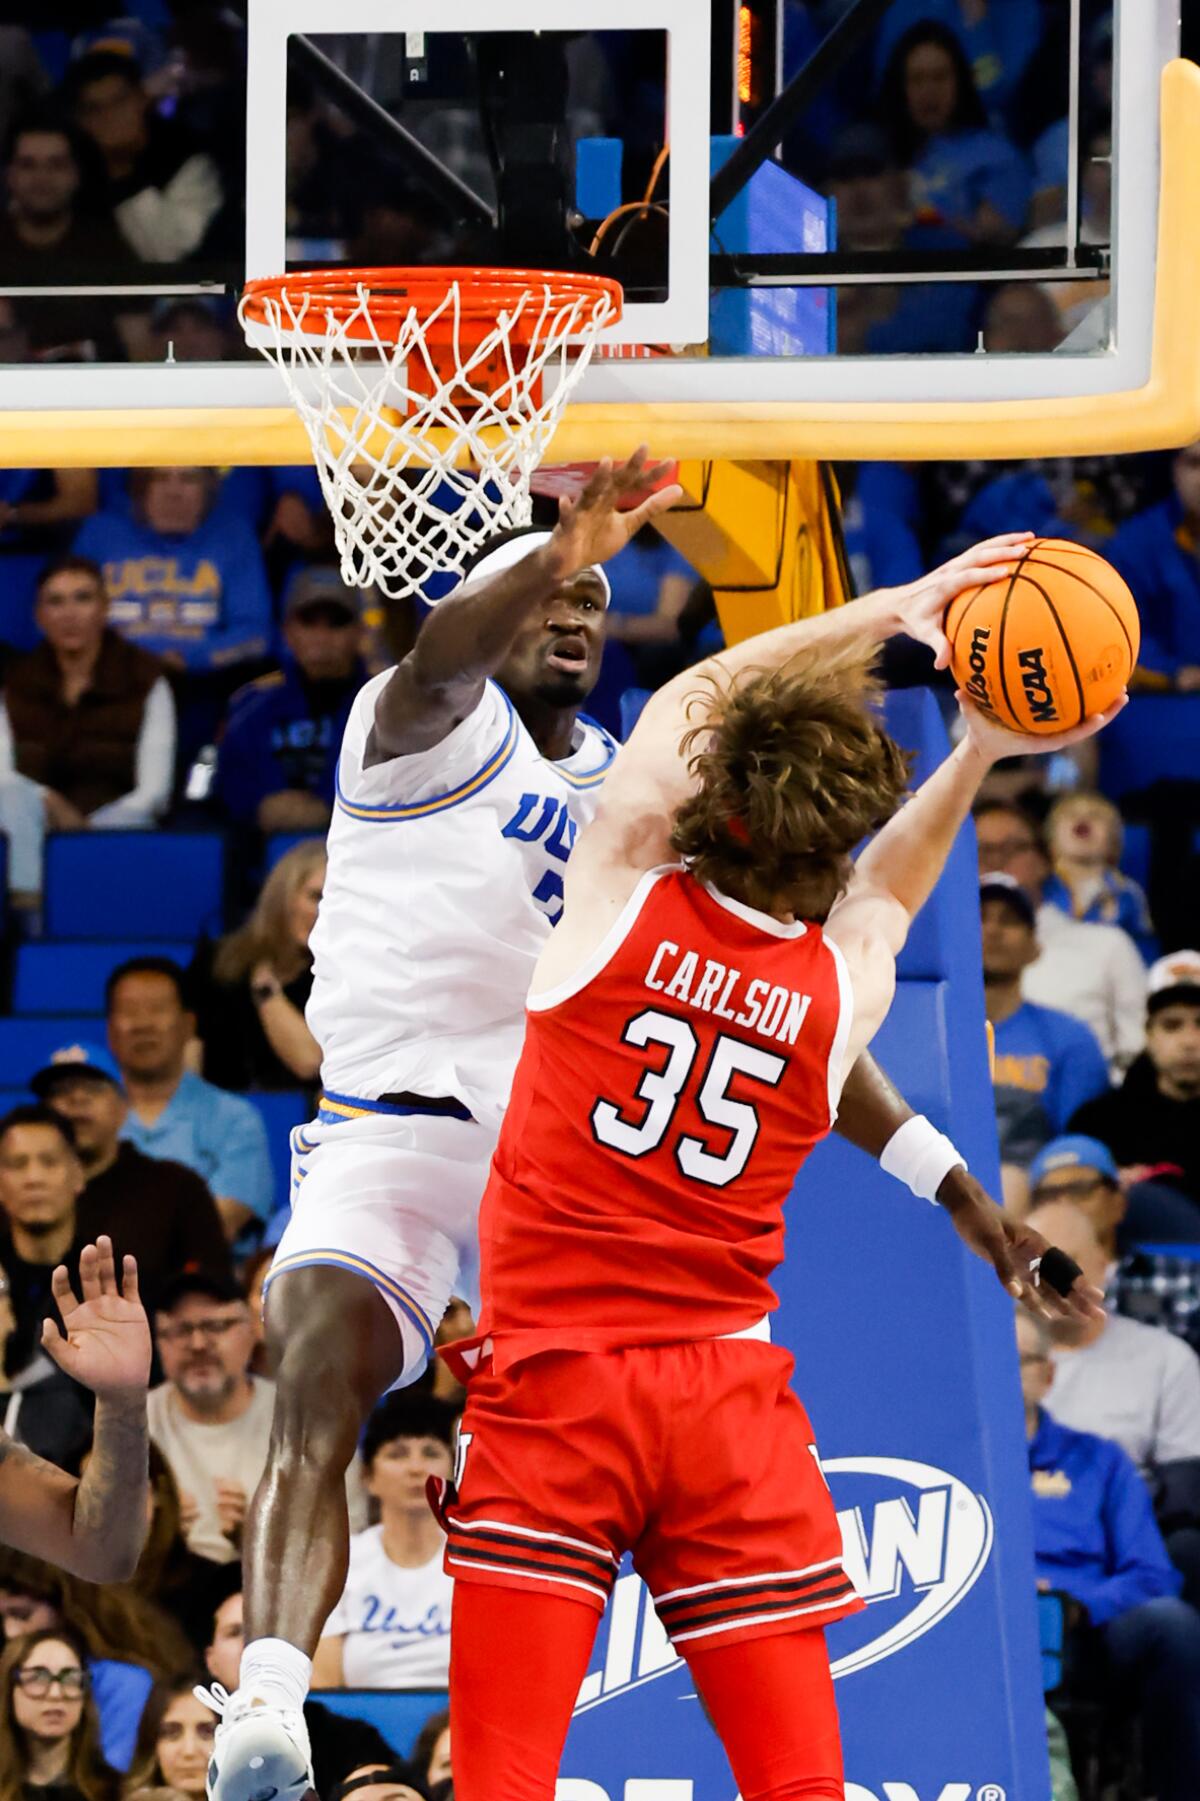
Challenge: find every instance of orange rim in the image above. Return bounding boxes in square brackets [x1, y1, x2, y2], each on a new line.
[240, 266, 623, 344]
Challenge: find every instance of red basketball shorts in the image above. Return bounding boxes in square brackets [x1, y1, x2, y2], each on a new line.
[438, 1336, 864, 1652]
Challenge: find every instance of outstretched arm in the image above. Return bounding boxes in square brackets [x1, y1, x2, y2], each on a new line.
[827, 695, 1126, 967]
[559, 536, 1032, 898]
[0, 1240, 151, 1581]
[367, 450, 681, 763]
[833, 1053, 1104, 1324]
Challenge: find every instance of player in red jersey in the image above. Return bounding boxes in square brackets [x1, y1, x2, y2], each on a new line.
[439, 613, 1117, 1800]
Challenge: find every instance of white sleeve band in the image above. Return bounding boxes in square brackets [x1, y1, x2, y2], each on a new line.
[879, 1115, 967, 1204]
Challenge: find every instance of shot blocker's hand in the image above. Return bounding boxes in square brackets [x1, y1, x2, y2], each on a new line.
[938, 1169, 1106, 1325]
[880, 534, 1035, 670]
[544, 447, 683, 586]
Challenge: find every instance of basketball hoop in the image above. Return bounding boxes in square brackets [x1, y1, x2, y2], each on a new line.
[239, 267, 622, 600]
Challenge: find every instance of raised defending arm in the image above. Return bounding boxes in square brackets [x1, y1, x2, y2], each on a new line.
[366, 450, 681, 764]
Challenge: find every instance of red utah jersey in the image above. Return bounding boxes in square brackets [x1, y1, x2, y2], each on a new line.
[475, 864, 853, 1370]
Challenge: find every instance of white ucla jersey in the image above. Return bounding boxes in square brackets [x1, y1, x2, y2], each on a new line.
[307, 672, 617, 1130]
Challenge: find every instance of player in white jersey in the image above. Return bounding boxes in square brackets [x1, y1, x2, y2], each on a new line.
[203, 455, 1050, 1801]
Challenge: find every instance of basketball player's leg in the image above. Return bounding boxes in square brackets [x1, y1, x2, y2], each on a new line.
[445, 1351, 641, 1799]
[684, 1628, 844, 1801]
[206, 1113, 485, 1801]
[242, 1262, 408, 1656]
[450, 1585, 601, 1801]
[635, 1340, 859, 1801]
[205, 1266, 421, 1801]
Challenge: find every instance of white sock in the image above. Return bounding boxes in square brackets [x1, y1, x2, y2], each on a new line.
[237, 1639, 312, 1714]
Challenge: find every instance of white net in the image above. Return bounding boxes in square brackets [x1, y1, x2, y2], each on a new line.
[239, 274, 620, 600]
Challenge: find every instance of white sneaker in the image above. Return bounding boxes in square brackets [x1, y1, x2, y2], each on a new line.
[196, 1683, 314, 1801]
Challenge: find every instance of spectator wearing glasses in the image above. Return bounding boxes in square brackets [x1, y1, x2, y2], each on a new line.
[0, 1625, 116, 1801]
[974, 800, 1147, 1072]
[147, 1273, 273, 1569]
[148, 1274, 366, 1572]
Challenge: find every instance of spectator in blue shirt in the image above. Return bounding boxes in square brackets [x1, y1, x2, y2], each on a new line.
[1044, 792, 1156, 962]
[215, 566, 366, 837]
[73, 468, 272, 678]
[879, 23, 1032, 247]
[1018, 1308, 1200, 1801]
[873, 0, 1043, 124]
[105, 957, 273, 1246]
[1106, 443, 1200, 689]
[823, 125, 979, 355]
[982, 876, 1110, 1166]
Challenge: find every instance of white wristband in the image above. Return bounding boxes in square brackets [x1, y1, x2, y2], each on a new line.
[879, 1115, 966, 1204]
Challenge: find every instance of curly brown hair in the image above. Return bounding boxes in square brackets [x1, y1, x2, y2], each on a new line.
[669, 644, 912, 921]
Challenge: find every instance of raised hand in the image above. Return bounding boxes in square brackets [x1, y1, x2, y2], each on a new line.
[958, 690, 1128, 762]
[882, 534, 1034, 669]
[545, 447, 683, 586]
[42, 1238, 151, 1400]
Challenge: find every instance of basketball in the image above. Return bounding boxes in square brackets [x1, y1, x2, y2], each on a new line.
[945, 539, 1140, 734]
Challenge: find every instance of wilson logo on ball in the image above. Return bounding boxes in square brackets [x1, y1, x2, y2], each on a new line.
[1016, 647, 1057, 724]
[965, 627, 993, 710]
[946, 539, 1140, 735]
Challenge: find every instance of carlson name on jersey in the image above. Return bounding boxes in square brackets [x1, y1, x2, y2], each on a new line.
[475, 864, 853, 1369]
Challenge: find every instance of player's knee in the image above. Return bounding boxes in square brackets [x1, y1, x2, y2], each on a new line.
[268, 1338, 369, 1469]
[265, 1266, 404, 1447]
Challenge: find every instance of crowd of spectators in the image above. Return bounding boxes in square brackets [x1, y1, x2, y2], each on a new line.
[0, 7, 1197, 1801]
[785, 0, 1118, 357]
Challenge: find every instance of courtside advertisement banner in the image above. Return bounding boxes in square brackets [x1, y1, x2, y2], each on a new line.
[558, 692, 1049, 1801]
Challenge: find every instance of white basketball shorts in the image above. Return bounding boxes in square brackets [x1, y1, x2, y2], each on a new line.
[265, 1091, 496, 1384]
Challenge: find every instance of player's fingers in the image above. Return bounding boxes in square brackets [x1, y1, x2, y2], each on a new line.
[574, 457, 615, 513]
[1035, 692, 1128, 751]
[613, 444, 650, 481]
[121, 1254, 140, 1306]
[41, 1316, 69, 1364]
[76, 1241, 101, 1302]
[49, 1263, 76, 1313]
[94, 1235, 116, 1295]
[950, 532, 1033, 564]
[625, 484, 684, 531]
[928, 628, 952, 671]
